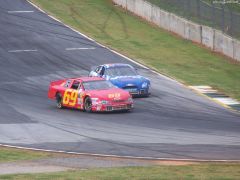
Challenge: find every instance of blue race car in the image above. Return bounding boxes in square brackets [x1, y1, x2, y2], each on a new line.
[89, 63, 150, 96]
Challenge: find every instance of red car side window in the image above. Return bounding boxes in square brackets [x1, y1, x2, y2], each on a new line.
[64, 80, 72, 88]
[71, 80, 80, 90]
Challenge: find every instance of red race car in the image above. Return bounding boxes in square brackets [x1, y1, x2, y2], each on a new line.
[48, 77, 133, 112]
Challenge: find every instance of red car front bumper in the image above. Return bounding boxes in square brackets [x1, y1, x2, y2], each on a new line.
[91, 103, 133, 112]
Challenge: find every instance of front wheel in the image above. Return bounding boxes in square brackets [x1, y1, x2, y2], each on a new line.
[56, 94, 63, 109]
[84, 97, 92, 113]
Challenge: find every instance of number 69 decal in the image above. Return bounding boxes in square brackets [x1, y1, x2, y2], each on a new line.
[63, 89, 78, 106]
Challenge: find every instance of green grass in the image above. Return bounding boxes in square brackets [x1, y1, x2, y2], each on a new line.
[31, 0, 240, 100]
[1, 164, 240, 179]
[0, 147, 239, 179]
[0, 147, 53, 162]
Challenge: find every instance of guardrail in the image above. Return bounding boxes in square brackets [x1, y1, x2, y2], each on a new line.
[113, 0, 240, 62]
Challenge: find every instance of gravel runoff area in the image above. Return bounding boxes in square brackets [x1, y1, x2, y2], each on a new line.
[0, 154, 197, 175]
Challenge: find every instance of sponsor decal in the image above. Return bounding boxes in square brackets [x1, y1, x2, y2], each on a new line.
[108, 93, 121, 99]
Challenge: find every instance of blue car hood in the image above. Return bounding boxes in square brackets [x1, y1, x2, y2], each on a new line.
[109, 75, 147, 88]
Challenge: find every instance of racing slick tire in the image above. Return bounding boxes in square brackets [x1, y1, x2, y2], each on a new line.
[144, 92, 150, 98]
[84, 96, 92, 113]
[56, 93, 63, 109]
[125, 109, 132, 113]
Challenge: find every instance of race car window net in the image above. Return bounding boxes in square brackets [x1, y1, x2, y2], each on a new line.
[83, 80, 114, 91]
[105, 66, 137, 77]
[71, 80, 80, 90]
[100, 67, 105, 76]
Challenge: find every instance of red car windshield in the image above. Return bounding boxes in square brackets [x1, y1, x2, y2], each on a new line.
[83, 80, 115, 90]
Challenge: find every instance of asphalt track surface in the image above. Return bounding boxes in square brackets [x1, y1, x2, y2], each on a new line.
[0, 0, 240, 160]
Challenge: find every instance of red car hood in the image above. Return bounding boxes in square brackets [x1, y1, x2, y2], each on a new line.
[86, 88, 130, 100]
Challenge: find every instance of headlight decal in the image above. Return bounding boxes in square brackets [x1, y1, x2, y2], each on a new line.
[142, 82, 148, 88]
[91, 98, 99, 105]
[127, 97, 133, 103]
[101, 100, 109, 104]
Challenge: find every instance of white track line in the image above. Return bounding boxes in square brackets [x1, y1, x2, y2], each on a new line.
[8, 49, 38, 53]
[1, 144, 240, 162]
[65, 47, 96, 51]
[25, 1, 240, 162]
[8, 11, 34, 13]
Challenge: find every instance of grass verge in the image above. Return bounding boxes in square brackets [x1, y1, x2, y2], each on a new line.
[0, 147, 239, 179]
[0, 147, 54, 162]
[30, 0, 240, 100]
[1, 163, 240, 179]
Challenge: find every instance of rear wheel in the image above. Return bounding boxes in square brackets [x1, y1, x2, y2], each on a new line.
[144, 92, 150, 98]
[84, 97, 92, 113]
[56, 93, 63, 109]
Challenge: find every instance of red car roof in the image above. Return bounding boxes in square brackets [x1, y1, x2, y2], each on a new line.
[71, 76, 104, 82]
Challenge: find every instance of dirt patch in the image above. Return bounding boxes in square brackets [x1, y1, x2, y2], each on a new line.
[154, 160, 198, 166]
[0, 162, 74, 175]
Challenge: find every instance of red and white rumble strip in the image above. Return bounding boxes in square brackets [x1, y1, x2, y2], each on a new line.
[190, 86, 240, 112]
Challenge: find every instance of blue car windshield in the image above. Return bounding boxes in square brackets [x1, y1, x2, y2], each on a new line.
[105, 66, 137, 77]
[83, 80, 114, 90]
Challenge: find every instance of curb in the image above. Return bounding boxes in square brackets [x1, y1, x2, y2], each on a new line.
[190, 86, 240, 113]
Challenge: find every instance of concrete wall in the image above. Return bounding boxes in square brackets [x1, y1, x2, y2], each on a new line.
[135, 0, 145, 18]
[126, 0, 135, 13]
[202, 26, 214, 49]
[233, 40, 240, 61]
[169, 14, 185, 38]
[159, 10, 170, 31]
[214, 31, 234, 59]
[143, 1, 152, 22]
[184, 21, 202, 43]
[113, 0, 240, 62]
[114, 0, 127, 8]
[151, 4, 161, 27]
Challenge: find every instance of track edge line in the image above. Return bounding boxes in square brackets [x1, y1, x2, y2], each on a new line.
[1, 143, 240, 162]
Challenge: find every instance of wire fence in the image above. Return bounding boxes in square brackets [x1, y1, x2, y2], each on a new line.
[147, 0, 240, 39]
